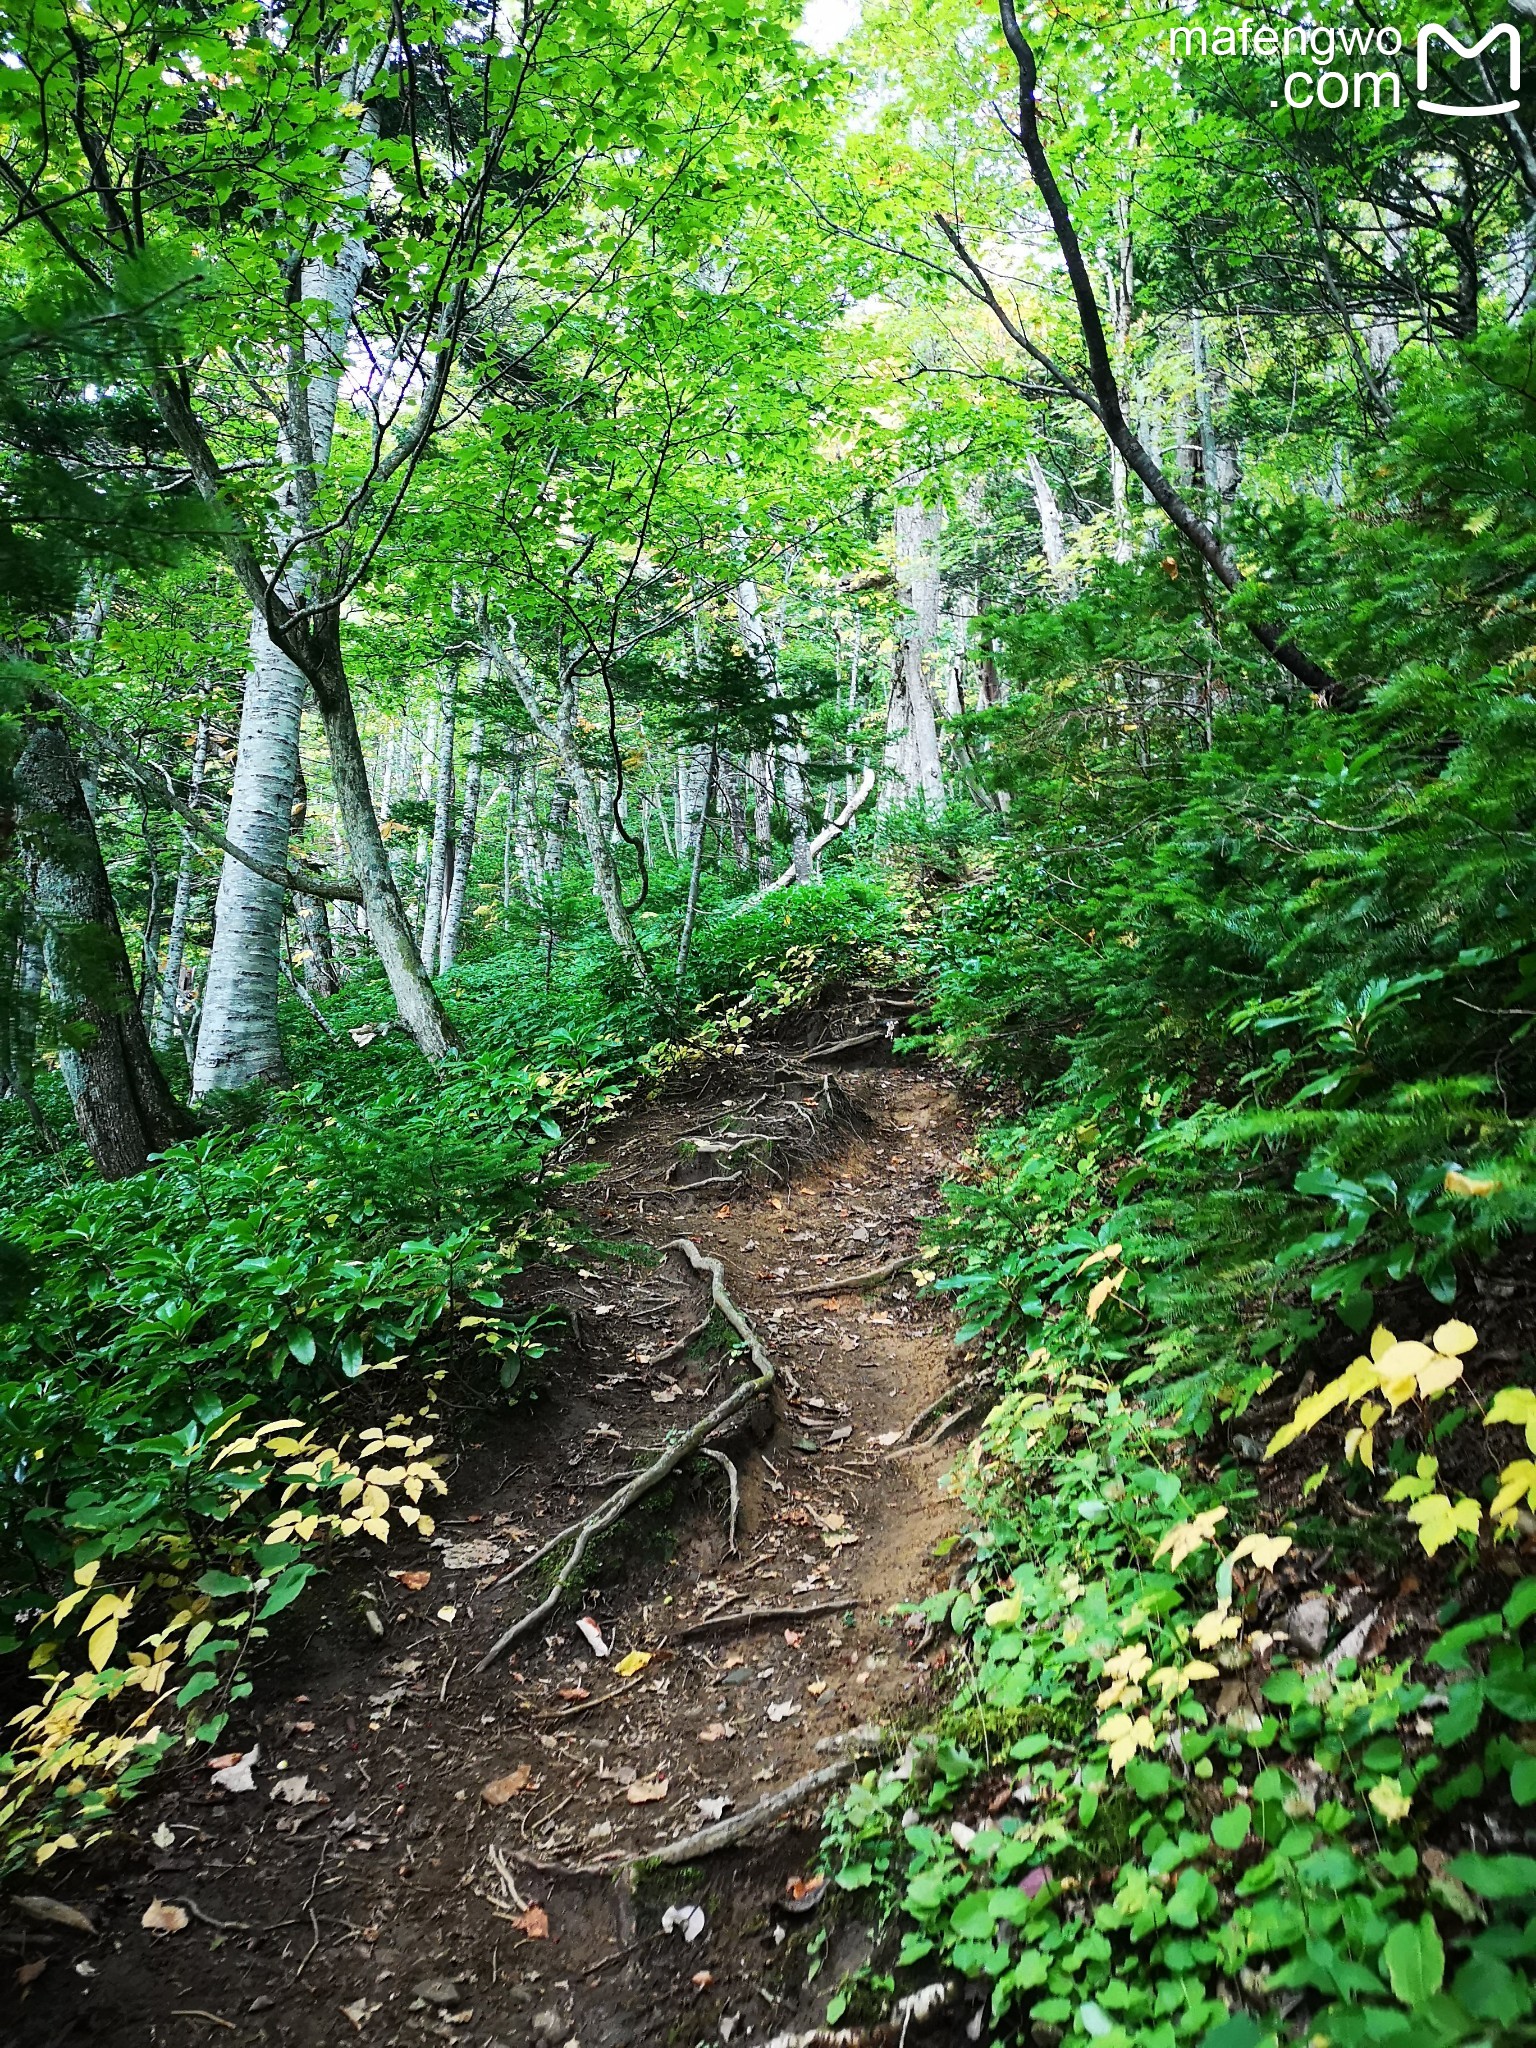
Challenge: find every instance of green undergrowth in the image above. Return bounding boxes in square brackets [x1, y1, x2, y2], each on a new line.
[819, 1350, 1536, 2048]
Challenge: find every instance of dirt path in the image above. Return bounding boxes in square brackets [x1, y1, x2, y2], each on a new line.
[16, 1049, 976, 2048]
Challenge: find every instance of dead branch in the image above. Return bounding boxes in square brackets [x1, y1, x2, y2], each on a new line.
[802, 1026, 891, 1061]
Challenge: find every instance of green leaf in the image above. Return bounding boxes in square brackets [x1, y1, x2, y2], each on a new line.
[1382, 1916, 1445, 2007]
[256, 1562, 314, 1621]
[1509, 1756, 1536, 1805]
[1504, 1580, 1536, 1630]
[1201, 2014, 1264, 2048]
[1211, 1804, 1252, 1851]
[1447, 1852, 1536, 1899]
[195, 1569, 253, 1598]
[287, 1327, 317, 1365]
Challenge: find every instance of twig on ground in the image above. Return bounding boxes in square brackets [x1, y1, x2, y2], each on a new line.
[700, 1446, 740, 1552]
[671, 1597, 862, 1640]
[788, 1252, 916, 1297]
[532, 1672, 647, 1720]
[474, 1241, 773, 1672]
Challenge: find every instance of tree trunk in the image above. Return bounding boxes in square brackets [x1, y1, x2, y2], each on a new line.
[16, 715, 194, 1175]
[440, 708, 484, 970]
[676, 740, 716, 987]
[751, 748, 774, 883]
[421, 669, 458, 976]
[1026, 453, 1073, 588]
[309, 650, 456, 1061]
[153, 705, 210, 1052]
[486, 635, 671, 1014]
[887, 499, 947, 809]
[192, 620, 306, 1094]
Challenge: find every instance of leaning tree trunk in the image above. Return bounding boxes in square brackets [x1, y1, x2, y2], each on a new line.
[440, 707, 484, 971]
[16, 715, 195, 1176]
[310, 653, 456, 1060]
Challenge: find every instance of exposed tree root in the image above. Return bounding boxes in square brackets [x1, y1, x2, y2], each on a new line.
[640, 1757, 855, 1866]
[474, 1240, 774, 1672]
[670, 1596, 862, 1640]
[761, 1982, 955, 2048]
[788, 1251, 917, 1296]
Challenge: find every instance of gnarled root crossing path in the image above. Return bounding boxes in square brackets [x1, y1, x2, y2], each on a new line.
[19, 1045, 980, 2048]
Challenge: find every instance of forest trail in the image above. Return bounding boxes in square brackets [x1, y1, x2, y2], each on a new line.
[22, 1039, 977, 2048]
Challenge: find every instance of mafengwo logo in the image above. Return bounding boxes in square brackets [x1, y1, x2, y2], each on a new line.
[1164, 12, 1521, 116]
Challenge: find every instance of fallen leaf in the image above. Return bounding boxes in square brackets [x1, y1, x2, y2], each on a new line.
[151, 1823, 175, 1851]
[210, 1747, 258, 1794]
[691, 1970, 715, 1990]
[767, 1700, 799, 1722]
[695, 1796, 732, 1821]
[626, 1775, 669, 1804]
[391, 1570, 431, 1592]
[576, 1616, 610, 1658]
[782, 1630, 804, 1648]
[141, 1899, 189, 1935]
[435, 1606, 458, 1624]
[13, 1895, 95, 1935]
[821, 1531, 859, 1550]
[784, 1873, 827, 1914]
[513, 1904, 549, 1939]
[807, 1680, 829, 1698]
[482, 1765, 535, 1805]
[661, 1903, 705, 1941]
[614, 1649, 652, 1678]
[698, 1722, 732, 1743]
[342, 1998, 382, 2031]
[17, 1959, 47, 1987]
[269, 1773, 327, 1806]
[557, 1686, 590, 1702]
[871, 1430, 901, 1448]
[651, 1387, 679, 1404]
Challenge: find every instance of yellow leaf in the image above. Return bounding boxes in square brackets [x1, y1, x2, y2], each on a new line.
[361, 1484, 390, 1520]
[1415, 1353, 1464, 1400]
[1370, 1327, 1399, 1362]
[1085, 1268, 1126, 1324]
[1406, 1493, 1482, 1555]
[1485, 1387, 1536, 1453]
[1444, 1172, 1500, 1197]
[614, 1650, 652, 1677]
[73, 1559, 101, 1590]
[87, 1619, 119, 1671]
[1368, 1777, 1412, 1823]
[1185, 1659, 1219, 1682]
[1076, 1242, 1123, 1275]
[1193, 1606, 1241, 1649]
[1100, 1712, 1155, 1774]
[1153, 1506, 1228, 1567]
[984, 1596, 1021, 1628]
[1431, 1319, 1478, 1356]
[1344, 1425, 1375, 1472]
[417, 1515, 435, 1540]
[1491, 1459, 1536, 1522]
[1230, 1534, 1292, 1572]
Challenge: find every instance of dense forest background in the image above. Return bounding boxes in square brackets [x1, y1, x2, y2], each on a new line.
[3, 0, 1536, 2039]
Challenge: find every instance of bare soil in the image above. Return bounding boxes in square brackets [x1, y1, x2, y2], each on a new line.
[11, 1042, 976, 2048]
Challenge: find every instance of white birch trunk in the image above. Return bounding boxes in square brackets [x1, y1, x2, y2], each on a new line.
[440, 708, 484, 970]
[192, 89, 378, 1095]
[421, 671, 457, 976]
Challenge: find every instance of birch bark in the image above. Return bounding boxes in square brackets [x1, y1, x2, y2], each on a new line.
[440, 708, 485, 970]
